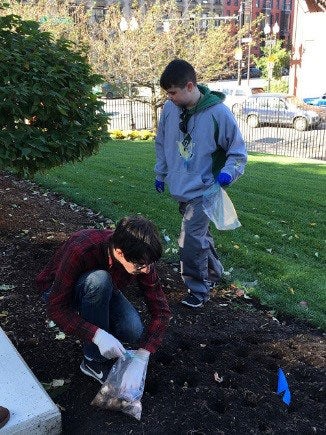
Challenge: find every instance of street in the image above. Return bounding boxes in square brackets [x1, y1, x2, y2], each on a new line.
[236, 116, 326, 160]
[102, 95, 326, 160]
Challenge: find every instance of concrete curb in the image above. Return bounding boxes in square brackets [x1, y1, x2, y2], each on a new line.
[0, 327, 62, 434]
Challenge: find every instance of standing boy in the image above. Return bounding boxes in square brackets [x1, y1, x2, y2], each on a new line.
[155, 59, 247, 308]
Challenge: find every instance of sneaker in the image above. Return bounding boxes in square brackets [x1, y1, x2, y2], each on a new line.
[80, 357, 115, 384]
[181, 292, 204, 308]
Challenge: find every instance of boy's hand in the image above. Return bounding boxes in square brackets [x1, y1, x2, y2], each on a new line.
[155, 179, 165, 193]
[92, 329, 126, 359]
[215, 172, 232, 186]
[121, 349, 150, 390]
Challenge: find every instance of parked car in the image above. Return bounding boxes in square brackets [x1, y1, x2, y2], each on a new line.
[240, 94, 321, 131]
[303, 93, 326, 107]
[241, 67, 262, 79]
[218, 86, 264, 114]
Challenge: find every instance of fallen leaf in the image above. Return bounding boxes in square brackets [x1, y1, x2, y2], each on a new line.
[0, 284, 16, 291]
[0, 311, 8, 317]
[289, 288, 295, 294]
[243, 294, 252, 300]
[233, 244, 240, 249]
[214, 372, 224, 383]
[52, 379, 65, 387]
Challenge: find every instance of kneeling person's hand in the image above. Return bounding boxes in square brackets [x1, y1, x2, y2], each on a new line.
[121, 348, 150, 390]
[92, 328, 126, 359]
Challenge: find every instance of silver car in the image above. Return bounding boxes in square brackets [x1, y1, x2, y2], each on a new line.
[240, 93, 321, 131]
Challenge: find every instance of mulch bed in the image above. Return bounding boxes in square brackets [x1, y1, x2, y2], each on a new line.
[0, 171, 325, 434]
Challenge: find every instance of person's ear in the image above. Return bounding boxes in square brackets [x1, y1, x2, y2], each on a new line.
[186, 81, 195, 92]
[114, 248, 125, 261]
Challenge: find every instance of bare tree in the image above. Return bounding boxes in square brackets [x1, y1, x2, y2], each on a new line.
[2, 0, 238, 128]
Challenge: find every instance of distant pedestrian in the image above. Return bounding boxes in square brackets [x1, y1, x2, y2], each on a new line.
[36, 215, 171, 390]
[154, 59, 247, 308]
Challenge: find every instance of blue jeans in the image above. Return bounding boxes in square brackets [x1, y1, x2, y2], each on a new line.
[46, 270, 144, 362]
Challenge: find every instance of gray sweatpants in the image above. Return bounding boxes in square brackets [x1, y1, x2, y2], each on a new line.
[178, 196, 224, 302]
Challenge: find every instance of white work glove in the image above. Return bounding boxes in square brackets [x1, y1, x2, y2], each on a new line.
[92, 328, 126, 359]
[121, 349, 150, 391]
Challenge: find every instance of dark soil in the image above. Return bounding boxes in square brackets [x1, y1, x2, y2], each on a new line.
[0, 171, 325, 435]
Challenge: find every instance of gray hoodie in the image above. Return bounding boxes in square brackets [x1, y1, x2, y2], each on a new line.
[155, 85, 247, 202]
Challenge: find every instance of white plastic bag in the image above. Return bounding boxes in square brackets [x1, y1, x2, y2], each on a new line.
[91, 350, 148, 420]
[203, 184, 241, 231]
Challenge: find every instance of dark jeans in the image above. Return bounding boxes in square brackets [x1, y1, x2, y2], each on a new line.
[45, 270, 144, 362]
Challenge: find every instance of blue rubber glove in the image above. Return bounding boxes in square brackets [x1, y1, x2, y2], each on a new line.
[155, 179, 165, 193]
[216, 172, 232, 187]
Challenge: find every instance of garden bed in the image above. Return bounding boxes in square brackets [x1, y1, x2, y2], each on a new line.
[0, 172, 324, 434]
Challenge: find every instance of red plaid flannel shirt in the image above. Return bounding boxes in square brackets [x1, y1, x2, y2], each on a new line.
[36, 228, 171, 353]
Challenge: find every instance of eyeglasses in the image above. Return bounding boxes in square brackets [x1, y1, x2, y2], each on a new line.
[133, 262, 153, 271]
[179, 109, 189, 134]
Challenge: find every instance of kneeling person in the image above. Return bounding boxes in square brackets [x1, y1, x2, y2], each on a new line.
[36, 215, 171, 387]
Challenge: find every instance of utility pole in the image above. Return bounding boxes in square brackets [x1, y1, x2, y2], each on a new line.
[236, 1, 244, 86]
[245, 0, 252, 86]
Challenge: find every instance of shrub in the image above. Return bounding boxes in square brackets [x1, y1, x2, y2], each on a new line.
[109, 129, 127, 140]
[0, 13, 108, 177]
[108, 129, 155, 141]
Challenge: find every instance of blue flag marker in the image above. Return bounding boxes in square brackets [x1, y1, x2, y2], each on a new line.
[277, 368, 291, 405]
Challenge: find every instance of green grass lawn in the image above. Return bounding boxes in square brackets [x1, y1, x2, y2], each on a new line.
[34, 140, 326, 329]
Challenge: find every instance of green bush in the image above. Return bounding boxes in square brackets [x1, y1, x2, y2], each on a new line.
[0, 13, 108, 176]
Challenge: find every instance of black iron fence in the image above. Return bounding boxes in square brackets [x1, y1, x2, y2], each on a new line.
[102, 98, 326, 161]
[102, 98, 154, 131]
